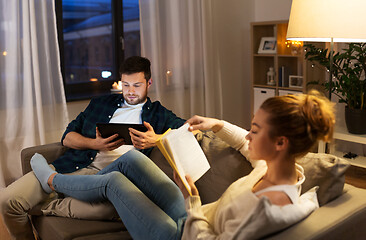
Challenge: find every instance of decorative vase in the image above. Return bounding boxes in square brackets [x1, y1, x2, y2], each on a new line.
[345, 107, 366, 134]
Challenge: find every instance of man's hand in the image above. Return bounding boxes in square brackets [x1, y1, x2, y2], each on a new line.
[129, 121, 160, 149]
[93, 127, 125, 151]
[173, 172, 199, 199]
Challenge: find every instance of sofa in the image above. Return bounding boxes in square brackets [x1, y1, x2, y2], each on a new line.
[20, 131, 366, 240]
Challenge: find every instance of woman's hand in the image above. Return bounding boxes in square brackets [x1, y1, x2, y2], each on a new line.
[186, 115, 224, 133]
[174, 172, 199, 199]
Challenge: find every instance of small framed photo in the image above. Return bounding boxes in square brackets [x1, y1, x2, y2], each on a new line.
[289, 75, 303, 88]
[258, 37, 277, 54]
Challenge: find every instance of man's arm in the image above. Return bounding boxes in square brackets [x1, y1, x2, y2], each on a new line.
[63, 128, 125, 151]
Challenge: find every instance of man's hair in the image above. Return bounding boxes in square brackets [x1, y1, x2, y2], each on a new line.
[119, 56, 151, 81]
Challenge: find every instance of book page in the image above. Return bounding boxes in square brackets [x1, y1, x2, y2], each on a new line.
[163, 124, 210, 183]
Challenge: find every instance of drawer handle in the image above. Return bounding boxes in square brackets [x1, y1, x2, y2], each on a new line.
[261, 91, 267, 93]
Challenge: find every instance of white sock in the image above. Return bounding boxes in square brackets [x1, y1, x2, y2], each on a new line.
[30, 153, 56, 193]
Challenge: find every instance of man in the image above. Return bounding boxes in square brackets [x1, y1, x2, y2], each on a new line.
[0, 56, 185, 240]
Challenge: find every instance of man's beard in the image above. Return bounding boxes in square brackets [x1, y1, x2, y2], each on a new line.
[123, 91, 148, 105]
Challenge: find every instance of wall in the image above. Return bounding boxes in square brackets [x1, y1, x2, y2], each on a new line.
[206, 0, 254, 128]
[254, 0, 292, 22]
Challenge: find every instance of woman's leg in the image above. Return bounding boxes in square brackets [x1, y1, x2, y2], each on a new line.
[96, 150, 186, 222]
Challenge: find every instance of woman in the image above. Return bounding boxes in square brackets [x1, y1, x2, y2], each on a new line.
[31, 91, 335, 239]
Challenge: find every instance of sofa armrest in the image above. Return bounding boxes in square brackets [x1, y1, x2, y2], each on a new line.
[21, 142, 68, 175]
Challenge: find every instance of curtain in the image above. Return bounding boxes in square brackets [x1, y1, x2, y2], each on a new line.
[0, 0, 69, 187]
[139, 0, 224, 120]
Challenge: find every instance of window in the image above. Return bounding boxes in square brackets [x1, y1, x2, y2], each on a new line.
[56, 0, 140, 101]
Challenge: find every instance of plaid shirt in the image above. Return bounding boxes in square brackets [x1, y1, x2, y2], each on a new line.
[52, 94, 185, 173]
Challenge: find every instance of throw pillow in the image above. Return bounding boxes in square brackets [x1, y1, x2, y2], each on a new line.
[297, 152, 350, 206]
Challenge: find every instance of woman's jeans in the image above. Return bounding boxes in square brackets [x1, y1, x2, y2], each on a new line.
[52, 150, 187, 240]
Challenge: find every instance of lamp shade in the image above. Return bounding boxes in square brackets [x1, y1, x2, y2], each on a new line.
[287, 0, 366, 42]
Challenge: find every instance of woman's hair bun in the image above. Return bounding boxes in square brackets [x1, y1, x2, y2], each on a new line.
[300, 90, 335, 143]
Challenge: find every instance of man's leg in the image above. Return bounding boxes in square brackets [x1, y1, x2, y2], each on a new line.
[0, 171, 51, 240]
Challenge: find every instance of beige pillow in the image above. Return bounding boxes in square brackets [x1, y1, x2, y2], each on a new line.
[297, 152, 350, 206]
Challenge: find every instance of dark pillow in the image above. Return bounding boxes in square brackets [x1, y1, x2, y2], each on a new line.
[297, 152, 350, 206]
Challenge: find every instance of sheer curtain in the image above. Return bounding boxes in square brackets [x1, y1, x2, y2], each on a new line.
[0, 0, 69, 187]
[139, 0, 224, 120]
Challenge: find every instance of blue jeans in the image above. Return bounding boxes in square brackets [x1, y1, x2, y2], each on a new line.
[52, 150, 187, 240]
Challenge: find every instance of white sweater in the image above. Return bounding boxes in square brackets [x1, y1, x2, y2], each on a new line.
[181, 121, 313, 240]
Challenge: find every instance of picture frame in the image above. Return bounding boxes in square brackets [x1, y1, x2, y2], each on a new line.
[258, 37, 277, 54]
[289, 75, 303, 88]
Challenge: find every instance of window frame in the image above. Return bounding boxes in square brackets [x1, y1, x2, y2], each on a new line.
[55, 0, 124, 101]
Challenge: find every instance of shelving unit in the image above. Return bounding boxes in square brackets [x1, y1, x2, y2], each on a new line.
[250, 20, 326, 116]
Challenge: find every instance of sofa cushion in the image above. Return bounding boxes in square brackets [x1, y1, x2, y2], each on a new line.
[297, 152, 350, 206]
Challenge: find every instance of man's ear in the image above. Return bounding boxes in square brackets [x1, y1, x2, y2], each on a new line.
[275, 136, 289, 151]
[147, 79, 152, 87]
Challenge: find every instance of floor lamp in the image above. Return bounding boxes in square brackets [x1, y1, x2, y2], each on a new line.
[286, 0, 366, 100]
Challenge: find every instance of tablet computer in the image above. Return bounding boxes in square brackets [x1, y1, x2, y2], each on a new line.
[96, 123, 148, 145]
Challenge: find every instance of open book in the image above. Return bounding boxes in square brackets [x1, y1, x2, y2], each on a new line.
[155, 123, 210, 196]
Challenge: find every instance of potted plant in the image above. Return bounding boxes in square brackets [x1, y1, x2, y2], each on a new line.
[304, 42, 366, 134]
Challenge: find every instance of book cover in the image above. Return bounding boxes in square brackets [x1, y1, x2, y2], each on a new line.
[155, 124, 210, 196]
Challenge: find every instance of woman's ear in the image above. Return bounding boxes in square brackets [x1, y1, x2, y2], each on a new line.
[275, 136, 289, 151]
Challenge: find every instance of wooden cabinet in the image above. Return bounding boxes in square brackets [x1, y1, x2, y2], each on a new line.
[250, 20, 325, 116]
